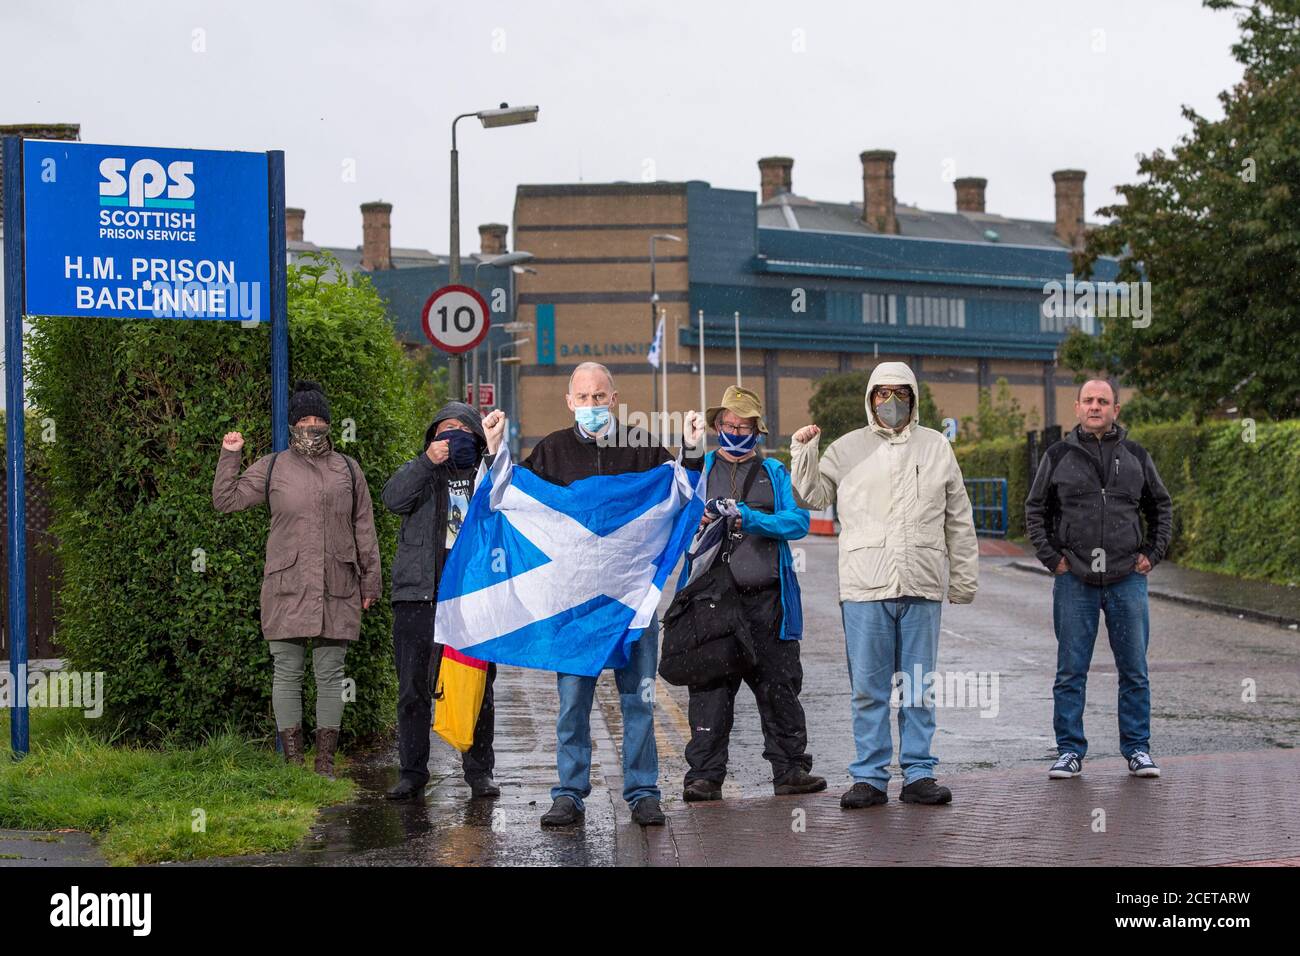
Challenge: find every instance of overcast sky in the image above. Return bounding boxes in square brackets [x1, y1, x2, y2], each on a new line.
[4, 0, 1245, 253]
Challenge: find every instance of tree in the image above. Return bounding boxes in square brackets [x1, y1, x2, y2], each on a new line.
[960, 377, 1033, 442]
[808, 371, 945, 446]
[1063, 0, 1300, 421]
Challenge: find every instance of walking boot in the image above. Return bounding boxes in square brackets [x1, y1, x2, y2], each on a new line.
[314, 726, 340, 779]
[279, 725, 305, 767]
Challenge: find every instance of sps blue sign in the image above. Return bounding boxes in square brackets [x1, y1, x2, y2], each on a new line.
[22, 140, 271, 322]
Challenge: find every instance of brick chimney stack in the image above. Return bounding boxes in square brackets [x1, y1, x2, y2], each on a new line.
[479, 223, 508, 256]
[860, 149, 898, 235]
[360, 201, 393, 271]
[1052, 169, 1086, 250]
[954, 177, 987, 213]
[285, 207, 305, 243]
[758, 156, 794, 202]
[0, 122, 80, 221]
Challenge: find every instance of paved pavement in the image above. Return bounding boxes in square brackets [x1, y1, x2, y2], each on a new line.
[645, 749, 1300, 866]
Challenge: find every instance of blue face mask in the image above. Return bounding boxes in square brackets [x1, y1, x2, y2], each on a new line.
[717, 429, 760, 454]
[439, 428, 480, 468]
[574, 404, 611, 434]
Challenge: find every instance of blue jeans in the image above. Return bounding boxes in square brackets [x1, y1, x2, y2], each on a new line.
[552, 616, 660, 810]
[841, 597, 942, 788]
[1052, 571, 1151, 759]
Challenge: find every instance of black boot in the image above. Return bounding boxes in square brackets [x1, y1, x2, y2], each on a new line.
[900, 777, 952, 805]
[468, 777, 501, 799]
[540, 796, 584, 828]
[386, 777, 426, 800]
[840, 782, 888, 809]
[683, 779, 723, 802]
[631, 796, 666, 826]
[774, 769, 827, 796]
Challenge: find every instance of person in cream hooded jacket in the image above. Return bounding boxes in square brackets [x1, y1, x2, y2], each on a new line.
[790, 361, 978, 809]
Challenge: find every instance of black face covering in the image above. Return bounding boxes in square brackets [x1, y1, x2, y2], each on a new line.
[440, 428, 479, 469]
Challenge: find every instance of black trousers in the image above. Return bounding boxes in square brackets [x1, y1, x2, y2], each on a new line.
[393, 601, 496, 785]
[683, 583, 813, 785]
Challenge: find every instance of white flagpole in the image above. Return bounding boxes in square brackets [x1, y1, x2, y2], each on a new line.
[734, 310, 741, 386]
[660, 308, 668, 438]
[698, 309, 706, 452]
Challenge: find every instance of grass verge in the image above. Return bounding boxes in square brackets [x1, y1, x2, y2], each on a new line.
[0, 707, 354, 865]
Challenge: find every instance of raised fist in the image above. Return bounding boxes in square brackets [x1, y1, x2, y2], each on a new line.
[222, 431, 244, 452]
[793, 424, 821, 445]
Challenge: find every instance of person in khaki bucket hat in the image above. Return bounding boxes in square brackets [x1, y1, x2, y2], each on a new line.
[705, 385, 769, 436]
[680, 384, 824, 803]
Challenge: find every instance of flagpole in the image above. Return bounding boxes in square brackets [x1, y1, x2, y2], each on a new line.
[698, 309, 706, 452]
[660, 307, 668, 438]
[734, 310, 741, 386]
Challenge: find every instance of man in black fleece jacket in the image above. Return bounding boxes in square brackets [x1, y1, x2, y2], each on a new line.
[1025, 380, 1172, 782]
[381, 401, 506, 800]
[523, 362, 703, 829]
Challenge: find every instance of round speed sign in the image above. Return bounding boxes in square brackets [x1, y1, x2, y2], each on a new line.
[421, 284, 491, 353]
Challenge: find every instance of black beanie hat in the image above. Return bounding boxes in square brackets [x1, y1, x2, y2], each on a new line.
[288, 380, 331, 426]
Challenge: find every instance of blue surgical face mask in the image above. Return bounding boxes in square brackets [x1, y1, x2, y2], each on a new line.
[439, 428, 480, 468]
[574, 404, 611, 434]
[717, 429, 759, 454]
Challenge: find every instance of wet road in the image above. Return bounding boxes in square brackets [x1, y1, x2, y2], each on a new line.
[652, 538, 1300, 802]
[257, 537, 1299, 866]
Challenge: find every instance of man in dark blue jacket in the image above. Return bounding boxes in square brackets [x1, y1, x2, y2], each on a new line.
[1025, 380, 1173, 781]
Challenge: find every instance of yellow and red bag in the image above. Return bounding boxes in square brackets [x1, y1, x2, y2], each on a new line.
[432, 646, 488, 752]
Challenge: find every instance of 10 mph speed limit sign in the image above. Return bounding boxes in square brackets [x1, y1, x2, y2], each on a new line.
[421, 284, 491, 353]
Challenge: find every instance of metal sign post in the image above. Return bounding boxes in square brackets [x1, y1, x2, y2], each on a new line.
[2, 136, 287, 757]
[4, 136, 30, 758]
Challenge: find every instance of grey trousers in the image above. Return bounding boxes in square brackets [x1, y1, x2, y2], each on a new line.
[268, 638, 349, 730]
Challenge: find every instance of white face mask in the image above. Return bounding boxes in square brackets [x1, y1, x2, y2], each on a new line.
[874, 393, 910, 428]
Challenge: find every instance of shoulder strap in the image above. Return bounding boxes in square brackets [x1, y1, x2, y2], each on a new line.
[265, 452, 280, 512]
[343, 457, 358, 561]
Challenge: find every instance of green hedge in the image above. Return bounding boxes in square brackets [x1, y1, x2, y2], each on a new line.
[953, 420, 1299, 584]
[25, 255, 425, 746]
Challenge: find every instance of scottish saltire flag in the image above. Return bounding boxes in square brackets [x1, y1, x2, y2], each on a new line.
[434, 445, 705, 676]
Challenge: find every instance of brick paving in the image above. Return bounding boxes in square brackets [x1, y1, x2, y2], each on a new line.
[645, 749, 1300, 866]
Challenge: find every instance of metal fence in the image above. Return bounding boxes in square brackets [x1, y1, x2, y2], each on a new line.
[964, 477, 1008, 538]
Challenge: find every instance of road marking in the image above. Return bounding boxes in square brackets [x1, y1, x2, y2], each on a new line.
[941, 627, 970, 642]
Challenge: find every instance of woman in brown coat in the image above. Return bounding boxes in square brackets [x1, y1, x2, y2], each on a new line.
[212, 380, 382, 776]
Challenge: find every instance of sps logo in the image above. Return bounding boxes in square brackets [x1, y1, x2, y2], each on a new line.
[99, 158, 195, 209]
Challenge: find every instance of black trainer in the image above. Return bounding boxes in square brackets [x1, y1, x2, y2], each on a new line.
[840, 782, 888, 809]
[468, 776, 501, 798]
[683, 779, 723, 802]
[900, 777, 953, 805]
[774, 769, 828, 796]
[385, 777, 426, 800]
[540, 796, 583, 827]
[1049, 752, 1084, 779]
[631, 796, 666, 826]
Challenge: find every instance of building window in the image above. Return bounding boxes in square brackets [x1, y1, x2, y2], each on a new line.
[1040, 298, 1095, 334]
[863, 293, 898, 325]
[904, 295, 966, 329]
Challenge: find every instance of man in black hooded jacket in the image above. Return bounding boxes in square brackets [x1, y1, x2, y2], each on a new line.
[382, 401, 505, 799]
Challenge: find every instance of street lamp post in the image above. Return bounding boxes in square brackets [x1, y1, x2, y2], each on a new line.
[447, 103, 538, 402]
[649, 233, 681, 436]
[470, 251, 535, 408]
